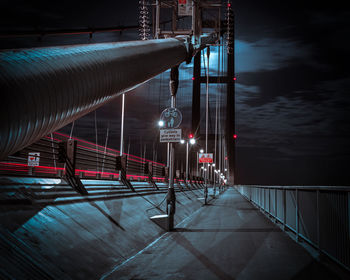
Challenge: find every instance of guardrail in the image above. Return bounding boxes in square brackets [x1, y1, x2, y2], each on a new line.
[235, 185, 350, 272]
[0, 132, 204, 185]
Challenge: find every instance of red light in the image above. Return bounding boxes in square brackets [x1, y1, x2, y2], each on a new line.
[233, 77, 237, 81]
[189, 133, 194, 138]
[233, 134, 237, 139]
[192, 77, 195, 80]
[228, 3, 231, 7]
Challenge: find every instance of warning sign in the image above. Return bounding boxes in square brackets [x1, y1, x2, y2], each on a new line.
[178, 0, 192, 16]
[198, 153, 213, 163]
[160, 129, 182, 143]
[28, 152, 40, 167]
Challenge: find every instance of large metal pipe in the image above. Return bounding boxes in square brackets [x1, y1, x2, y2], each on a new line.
[0, 38, 190, 160]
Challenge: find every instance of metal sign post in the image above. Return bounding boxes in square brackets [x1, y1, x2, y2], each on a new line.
[166, 66, 179, 231]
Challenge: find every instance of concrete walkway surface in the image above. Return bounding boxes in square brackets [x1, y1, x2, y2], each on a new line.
[102, 188, 347, 280]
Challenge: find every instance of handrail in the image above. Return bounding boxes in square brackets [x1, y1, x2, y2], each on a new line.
[0, 133, 204, 184]
[236, 185, 350, 272]
[237, 185, 350, 192]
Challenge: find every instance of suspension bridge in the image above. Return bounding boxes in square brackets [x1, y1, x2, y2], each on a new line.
[0, 1, 349, 279]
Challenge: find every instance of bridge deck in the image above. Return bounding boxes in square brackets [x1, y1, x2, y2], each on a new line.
[102, 188, 342, 280]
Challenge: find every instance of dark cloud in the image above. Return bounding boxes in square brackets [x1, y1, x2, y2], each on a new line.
[236, 146, 349, 186]
[239, 61, 333, 106]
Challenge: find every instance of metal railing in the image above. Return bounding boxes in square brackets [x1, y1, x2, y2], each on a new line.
[0, 132, 204, 185]
[235, 185, 350, 272]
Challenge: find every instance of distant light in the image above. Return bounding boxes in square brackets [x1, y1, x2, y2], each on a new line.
[200, 149, 204, 153]
[233, 77, 237, 81]
[225, 168, 227, 171]
[192, 77, 195, 80]
[204, 168, 207, 171]
[158, 120, 164, 127]
[180, 139, 185, 144]
[227, 3, 231, 7]
[201, 166, 204, 169]
[212, 163, 215, 167]
[233, 134, 237, 139]
[188, 133, 194, 138]
[189, 138, 196, 145]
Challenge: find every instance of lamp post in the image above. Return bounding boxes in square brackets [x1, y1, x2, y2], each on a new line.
[119, 93, 125, 181]
[197, 148, 204, 177]
[208, 163, 212, 183]
[211, 163, 215, 184]
[180, 137, 196, 183]
[158, 120, 169, 167]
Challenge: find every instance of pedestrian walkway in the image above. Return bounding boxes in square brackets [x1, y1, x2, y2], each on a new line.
[102, 188, 344, 280]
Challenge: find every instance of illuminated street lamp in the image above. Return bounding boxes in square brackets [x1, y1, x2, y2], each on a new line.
[158, 120, 164, 127]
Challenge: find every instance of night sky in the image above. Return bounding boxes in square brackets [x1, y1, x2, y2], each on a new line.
[1, 1, 349, 186]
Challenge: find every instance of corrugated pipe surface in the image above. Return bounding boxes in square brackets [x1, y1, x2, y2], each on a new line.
[0, 38, 189, 160]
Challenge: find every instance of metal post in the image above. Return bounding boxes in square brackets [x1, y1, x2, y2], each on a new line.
[119, 93, 125, 180]
[317, 189, 321, 258]
[204, 47, 210, 204]
[296, 188, 299, 241]
[275, 188, 277, 221]
[120, 93, 125, 153]
[191, 0, 197, 44]
[167, 143, 170, 167]
[269, 189, 272, 216]
[166, 66, 179, 231]
[283, 188, 287, 231]
[185, 141, 189, 182]
[155, 0, 160, 39]
[172, 1, 177, 33]
[205, 47, 209, 153]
